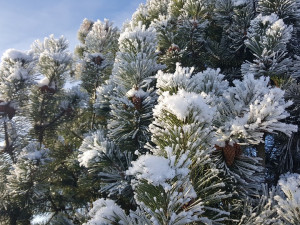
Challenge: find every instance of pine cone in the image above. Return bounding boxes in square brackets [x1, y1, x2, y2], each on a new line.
[216, 142, 242, 166]
[131, 95, 142, 111]
[0, 101, 16, 119]
[93, 55, 103, 65]
[40, 85, 56, 94]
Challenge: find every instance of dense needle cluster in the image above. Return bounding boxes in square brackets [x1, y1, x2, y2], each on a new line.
[0, 0, 300, 224]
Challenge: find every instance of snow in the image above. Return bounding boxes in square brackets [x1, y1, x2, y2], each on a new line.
[190, 67, 229, 96]
[84, 198, 126, 225]
[277, 173, 300, 202]
[247, 13, 279, 39]
[36, 75, 81, 90]
[64, 79, 82, 89]
[213, 73, 298, 145]
[113, 51, 164, 88]
[274, 173, 300, 223]
[126, 88, 147, 98]
[31, 213, 54, 225]
[127, 154, 176, 187]
[265, 18, 292, 44]
[126, 145, 205, 224]
[19, 142, 50, 164]
[39, 51, 71, 64]
[232, 0, 248, 6]
[37, 77, 50, 87]
[89, 52, 103, 59]
[83, 53, 107, 69]
[247, 13, 293, 48]
[156, 63, 193, 92]
[155, 65, 296, 146]
[111, 19, 164, 89]
[156, 63, 228, 99]
[79, 149, 100, 168]
[78, 131, 108, 168]
[119, 21, 157, 53]
[154, 89, 215, 122]
[127, 146, 193, 192]
[150, 15, 173, 34]
[260, 13, 278, 26]
[132, 0, 169, 24]
[1, 49, 32, 62]
[78, 18, 93, 36]
[266, 19, 286, 36]
[85, 19, 118, 54]
[10, 143, 50, 180]
[229, 74, 270, 106]
[0, 49, 34, 82]
[244, 13, 293, 78]
[7, 66, 29, 81]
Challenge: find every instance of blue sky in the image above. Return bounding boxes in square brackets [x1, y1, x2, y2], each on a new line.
[0, 0, 145, 55]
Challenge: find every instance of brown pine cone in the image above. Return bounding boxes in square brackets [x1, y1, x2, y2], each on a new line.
[131, 95, 142, 111]
[0, 101, 16, 119]
[216, 142, 242, 166]
[93, 55, 103, 65]
[40, 85, 56, 94]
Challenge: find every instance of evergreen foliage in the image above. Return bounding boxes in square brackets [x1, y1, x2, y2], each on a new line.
[1, 0, 300, 224]
[107, 22, 163, 152]
[75, 19, 119, 131]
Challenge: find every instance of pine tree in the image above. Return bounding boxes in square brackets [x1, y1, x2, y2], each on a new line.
[75, 19, 119, 131]
[241, 13, 293, 80]
[0, 48, 37, 224]
[107, 22, 163, 152]
[242, 0, 300, 185]
[239, 173, 300, 224]
[153, 63, 296, 220]
[0, 35, 87, 224]
[28, 35, 92, 223]
[6, 143, 50, 225]
[83, 63, 296, 224]
[79, 21, 163, 211]
[257, 0, 300, 23]
[0, 49, 35, 162]
[80, 1, 300, 224]
[273, 173, 300, 224]
[1, 1, 300, 224]
[29, 35, 73, 145]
